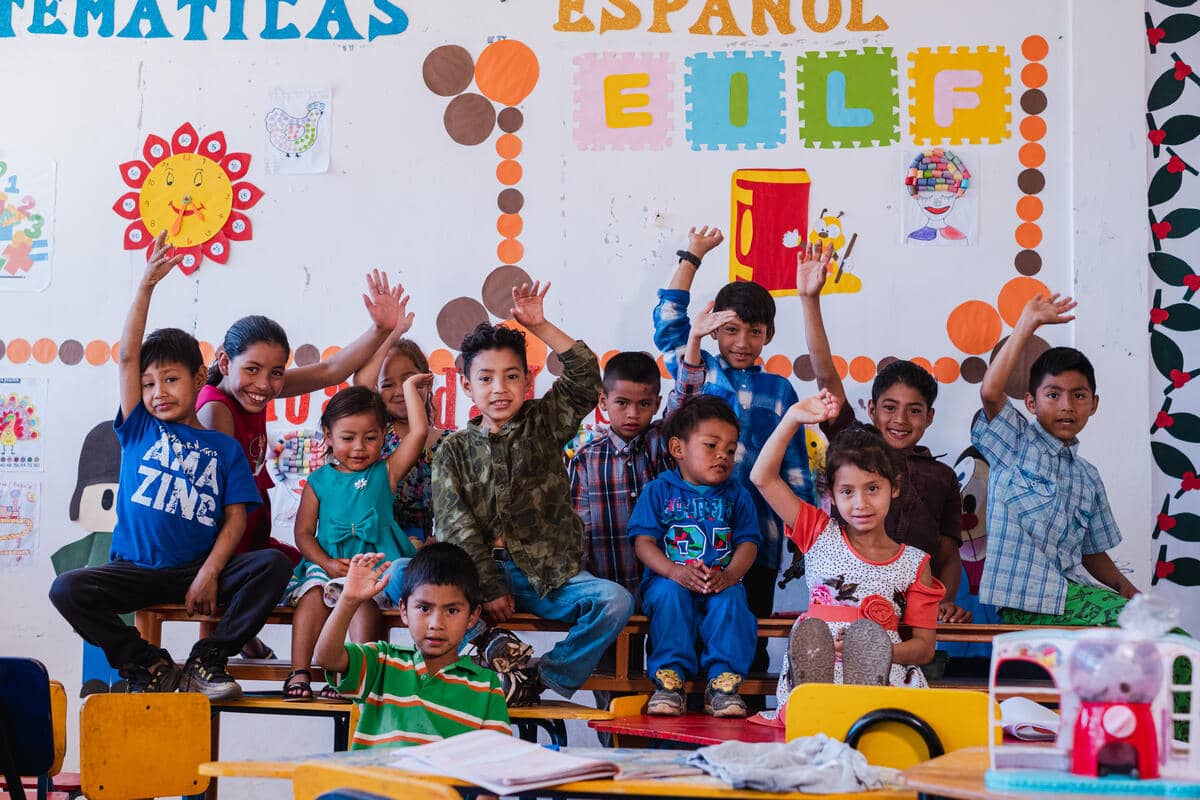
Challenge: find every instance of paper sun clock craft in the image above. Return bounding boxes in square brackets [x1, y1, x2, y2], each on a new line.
[113, 122, 263, 275]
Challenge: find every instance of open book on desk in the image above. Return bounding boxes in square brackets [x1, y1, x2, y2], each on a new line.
[389, 731, 702, 795]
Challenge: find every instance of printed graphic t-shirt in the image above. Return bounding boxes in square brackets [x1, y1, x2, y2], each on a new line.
[110, 403, 261, 568]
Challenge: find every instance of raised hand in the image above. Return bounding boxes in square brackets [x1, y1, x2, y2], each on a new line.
[788, 390, 840, 425]
[690, 300, 738, 340]
[142, 230, 185, 287]
[1018, 292, 1077, 331]
[342, 553, 392, 604]
[796, 239, 834, 298]
[511, 280, 550, 329]
[687, 225, 725, 259]
[363, 270, 412, 333]
[403, 372, 435, 393]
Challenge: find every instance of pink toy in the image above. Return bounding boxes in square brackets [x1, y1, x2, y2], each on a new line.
[1068, 639, 1162, 779]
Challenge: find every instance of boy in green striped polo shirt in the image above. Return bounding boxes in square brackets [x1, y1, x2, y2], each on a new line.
[315, 544, 510, 749]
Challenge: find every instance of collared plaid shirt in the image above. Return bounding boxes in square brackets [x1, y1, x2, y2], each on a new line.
[971, 401, 1122, 615]
[653, 288, 814, 572]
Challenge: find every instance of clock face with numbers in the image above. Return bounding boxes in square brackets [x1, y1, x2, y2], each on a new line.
[113, 122, 263, 275]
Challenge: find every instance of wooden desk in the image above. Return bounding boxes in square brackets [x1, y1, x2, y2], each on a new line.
[202, 750, 914, 799]
[589, 714, 785, 746]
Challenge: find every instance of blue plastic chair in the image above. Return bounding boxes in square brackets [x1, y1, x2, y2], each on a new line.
[0, 658, 54, 800]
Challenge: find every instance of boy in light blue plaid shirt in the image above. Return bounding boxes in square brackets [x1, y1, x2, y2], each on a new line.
[972, 292, 1139, 626]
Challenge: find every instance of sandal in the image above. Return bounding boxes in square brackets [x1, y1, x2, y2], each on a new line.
[283, 669, 313, 702]
[317, 683, 351, 703]
[239, 637, 277, 660]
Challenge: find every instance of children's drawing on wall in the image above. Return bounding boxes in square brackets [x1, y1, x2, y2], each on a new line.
[114, 122, 263, 274]
[0, 479, 38, 569]
[729, 168, 811, 295]
[50, 420, 123, 695]
[0, 154, 54, 292]
[264, 88, 331, 175]
[903, 148, 977, 246]
[267, 428, 326, 526]
[0, 377, 44, 471]
[807, 208, 861, 295]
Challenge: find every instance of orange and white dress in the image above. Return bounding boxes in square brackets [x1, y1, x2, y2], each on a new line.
[775, 504, 945, 705]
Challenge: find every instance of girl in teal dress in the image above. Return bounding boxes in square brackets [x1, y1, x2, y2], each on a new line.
[283, 377, 430, 701]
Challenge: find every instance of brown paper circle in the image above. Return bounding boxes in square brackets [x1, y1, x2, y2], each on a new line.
[960, 357, 988, 384]
[1020, 89, 1048, 115]
[59, 339, 84, 365]
[437, 297, 491, 350]
[498, 188, 525, 214]
[498, 107, 525, 133]
[1015, 249, 1043, 276]
[1017, 169, 1045, 195]
[793, 355, 815, 382]
[423, 45, 476, 97]
[444, 93, 496, 146]
[481, 265, 533, 319]
[294, 344, 320, 367]
[990, 334, 1050, 398]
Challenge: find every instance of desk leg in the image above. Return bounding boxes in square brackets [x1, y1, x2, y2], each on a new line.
[333, 713, 349, 751]
[513, 719, 568, 748]
[514, 721, 536, 742]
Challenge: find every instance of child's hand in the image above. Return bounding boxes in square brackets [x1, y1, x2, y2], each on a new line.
[686, 226, 724, 260]
[788, 390, 840, 425]
[323, 557, 351, 580]
[795, 239, 834, 298]
[184, 566, 219, 617]
[703, 566, 737, 595]
[690, 300, 738, 341]
[938, 600, 973, 623]
[141, 230, 185, 287]
[363, 270, 413, 333]
[1017, 292, 1076, 332]
[483, 593, 516, 624]
[403, 372, 435, 393]
[670, 562, 709, 593]
[511, 280, 550, 329]
[341, 553, 392, 604]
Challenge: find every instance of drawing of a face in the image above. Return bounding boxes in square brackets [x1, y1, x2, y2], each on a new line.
[904, 148, 971, 243]
[916, 190, 958, 227]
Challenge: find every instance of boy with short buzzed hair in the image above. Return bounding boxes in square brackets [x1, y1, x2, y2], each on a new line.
[653, 227, 813, 669]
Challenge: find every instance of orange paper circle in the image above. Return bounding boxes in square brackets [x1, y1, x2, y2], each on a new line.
[1020, 117, 1046, 141]
[1021, 63, 1048, 89]
[111, 342, 121, 363]
[496, 134, 522, 160]
[1019, 143, 1046, 168]
[911, 357, 934, 374]
[933, 357, 961, 384]
[1015, 222, 1043, 249]
[946, 300, 1003, 355]
[496, 160, 523, 186]
[6, 339, 30, 364]
[831, 355, 848, 380]
[1022, 35, 1049, 61]
[428, 348, 455, 374]
[497, 239, 524, 265]
[32, 338, 57, 364]
[765, 354, 791, 378]
[849, 356, 876, 383]
[497, 214, 523, 238]
[1016, 196, 1044, 222]
[86, 340, 111, 366]
[199, 341, 215, 367]
[998, 276, 1052, 327]
[322, 346, 342, 362]
[656, 354, 670, 380]
[601, 350, 619, 369]
[475, 40, 540, 106]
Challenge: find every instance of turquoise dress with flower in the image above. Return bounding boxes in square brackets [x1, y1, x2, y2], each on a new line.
[284, 461, 417, 608]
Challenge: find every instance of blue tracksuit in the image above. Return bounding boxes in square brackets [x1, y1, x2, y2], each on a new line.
[628, 470, 760, 681]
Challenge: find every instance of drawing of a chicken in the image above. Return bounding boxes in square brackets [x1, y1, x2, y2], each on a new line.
[0, 394, 38, 456]
[265, 101, 326, 158]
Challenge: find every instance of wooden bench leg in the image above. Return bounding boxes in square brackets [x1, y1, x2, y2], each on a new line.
[201, 706, 221, 800]
[513, 719, 568, 748]
[133, 610, 163, 648]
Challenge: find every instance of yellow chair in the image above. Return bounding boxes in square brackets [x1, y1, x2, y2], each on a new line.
[784, 684, 994, 770]
[605, 694, 651, 748]
[292, 763, 459, 800]
[79, 693, 211, 800]
[48, 681, 65, 779]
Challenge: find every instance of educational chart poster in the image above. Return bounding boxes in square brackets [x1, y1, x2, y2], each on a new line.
[0, 479, 40, 569]
[0, 378, 45, 472]
[0, 153, 54, 292]
[264, 88, 332, 175]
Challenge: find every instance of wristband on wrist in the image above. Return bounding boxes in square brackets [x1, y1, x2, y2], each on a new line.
[677, 250, 701, 268]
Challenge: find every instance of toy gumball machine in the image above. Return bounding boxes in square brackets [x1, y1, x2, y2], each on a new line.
[1068, 638, 1163, 780]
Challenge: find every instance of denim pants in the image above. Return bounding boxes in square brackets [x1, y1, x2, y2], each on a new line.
[642, 576, 756, 682]
[501, 563, 634, 697]
[381, 557, 485, 647]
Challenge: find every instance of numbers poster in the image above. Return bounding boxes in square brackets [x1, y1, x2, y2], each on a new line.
[0, 153, 54, 292]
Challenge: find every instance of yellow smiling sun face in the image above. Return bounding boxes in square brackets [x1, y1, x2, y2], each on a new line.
[139, 153, 233, 247]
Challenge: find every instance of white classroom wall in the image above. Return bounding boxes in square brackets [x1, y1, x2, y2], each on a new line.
[0, 0, 1150, 789]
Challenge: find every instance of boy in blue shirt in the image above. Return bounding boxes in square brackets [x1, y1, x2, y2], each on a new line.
[50, 232, 293, 700]
[653, 226, 812, 674]
[629, 396, 760, 718]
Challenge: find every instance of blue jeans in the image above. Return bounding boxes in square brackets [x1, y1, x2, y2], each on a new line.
[500, 563, 634, 697]
[641, 577, 756, 682]
[381, 558, 484, 649]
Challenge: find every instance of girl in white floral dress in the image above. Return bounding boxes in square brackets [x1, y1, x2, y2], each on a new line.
[750, 393, 944, 715]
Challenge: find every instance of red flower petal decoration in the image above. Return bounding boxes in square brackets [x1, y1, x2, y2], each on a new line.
[199, 131, 227, 162]
[203, 232, 231, 264]
[172, 122, 200, 154]
[231, 182, 264, 210]
[175, 246, 205, 276]
[223, 211, 253, 241]
[123, 219, 151, 250]
[112, 191, 142, 220]
[119, 160, 150, 189]
[221, 152, 252, 181]
[143, 134, 171, 166]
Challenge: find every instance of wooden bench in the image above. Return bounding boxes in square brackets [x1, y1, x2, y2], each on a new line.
[135, 604, 1053, 696]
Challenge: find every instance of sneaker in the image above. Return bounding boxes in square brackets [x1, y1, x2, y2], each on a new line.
[704, 672, 748, 718]
[647, 669, 685, 716]
[121, 655, 182, 694]
[181, 649, 243, 701]
[500, 663, 542, 707]
[473, 627, 534, 674]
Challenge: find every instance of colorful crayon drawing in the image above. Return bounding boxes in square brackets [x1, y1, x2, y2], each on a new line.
[903, 147, 977, 246]
[0, 479, 39, 569]
[0, 380, 44, 472]
[0, 156, 54, 292]
[264, 89, 333, 175]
